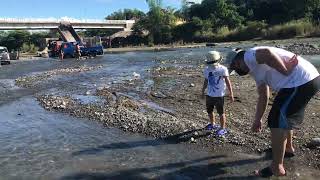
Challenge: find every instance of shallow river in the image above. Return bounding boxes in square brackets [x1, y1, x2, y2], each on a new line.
[0, 48, 318, 179]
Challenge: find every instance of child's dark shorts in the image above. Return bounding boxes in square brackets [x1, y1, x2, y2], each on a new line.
[268, 76, 320, 130]
[206, 96, 224, 115]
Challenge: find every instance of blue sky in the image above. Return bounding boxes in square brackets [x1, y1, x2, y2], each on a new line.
[0, 0, 182, 20]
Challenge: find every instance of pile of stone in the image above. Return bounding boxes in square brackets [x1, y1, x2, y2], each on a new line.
[38, 95, 75, 110]
[37, 89, 205, 139]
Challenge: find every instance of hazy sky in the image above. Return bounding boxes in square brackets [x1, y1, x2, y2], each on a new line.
[0, 0, 182, 20]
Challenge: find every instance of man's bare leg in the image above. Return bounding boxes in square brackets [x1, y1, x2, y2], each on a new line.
[286, 130, 295, 153]
[271, 128, 287, 176]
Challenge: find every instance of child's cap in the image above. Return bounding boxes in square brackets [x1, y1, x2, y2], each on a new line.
[206, 51, 222, 65]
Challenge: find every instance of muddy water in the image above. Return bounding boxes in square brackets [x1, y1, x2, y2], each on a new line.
[0, 48, 319, 179]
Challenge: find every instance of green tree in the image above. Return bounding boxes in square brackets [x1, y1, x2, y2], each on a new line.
[106, 9, 145, 20]
[188, 0, 244, 30]
[0, 31, 30, 51]
[29, 32, 50, 48]
[134, 0, 177, 44]
[305, 0, 320, 24]
[244, 0, 307, 24]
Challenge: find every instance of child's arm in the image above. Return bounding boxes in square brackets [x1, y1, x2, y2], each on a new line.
[201, 79, 208, 99]
[224, 76, 234, 102]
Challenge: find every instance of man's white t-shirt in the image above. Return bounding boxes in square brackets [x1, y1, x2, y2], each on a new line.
[244, 46, 319, 91]
[203, 64, 229, 97]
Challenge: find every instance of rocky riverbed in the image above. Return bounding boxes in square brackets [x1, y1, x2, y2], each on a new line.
[13, 41, 320, 178]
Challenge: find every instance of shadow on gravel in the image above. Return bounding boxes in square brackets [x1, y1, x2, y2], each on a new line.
[72, 128, 210, 156]
[60, 155, 263, 180]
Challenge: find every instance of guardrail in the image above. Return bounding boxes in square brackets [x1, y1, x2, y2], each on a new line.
[0, 18, 135, 24]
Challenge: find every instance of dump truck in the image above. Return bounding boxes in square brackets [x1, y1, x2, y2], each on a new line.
[49, 22, 103, 58]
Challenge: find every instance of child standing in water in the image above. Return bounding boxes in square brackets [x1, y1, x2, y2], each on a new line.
[201, 51, 234, 136]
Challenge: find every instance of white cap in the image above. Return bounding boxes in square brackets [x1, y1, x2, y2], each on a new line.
[206, 51, 222, 65]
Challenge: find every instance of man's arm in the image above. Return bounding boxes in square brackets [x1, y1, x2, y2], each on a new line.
[252, 83, 269, 132]
[224, 76, 234, 102]
[201, 79, 208, 99]
[256, 48, 298, 76]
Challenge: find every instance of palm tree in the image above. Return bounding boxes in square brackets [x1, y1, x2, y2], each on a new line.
[146, 0, 162, 10]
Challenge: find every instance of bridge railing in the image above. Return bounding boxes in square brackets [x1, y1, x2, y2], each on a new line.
[0, 18, 135, 24]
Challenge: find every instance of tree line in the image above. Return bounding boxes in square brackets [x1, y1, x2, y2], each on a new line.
[1, 0, 320, 51]
[105, 0, 320, 45]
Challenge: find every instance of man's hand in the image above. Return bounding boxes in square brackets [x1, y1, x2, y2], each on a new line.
[230, 94, 234, 102]
[252, 84, 269, 133]
[284, 54, 298, 74]
[251, 120, 262, 132]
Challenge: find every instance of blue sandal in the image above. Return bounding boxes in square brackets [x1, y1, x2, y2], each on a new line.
[216, 128, 228, 136]
[205, 124, 220, 131]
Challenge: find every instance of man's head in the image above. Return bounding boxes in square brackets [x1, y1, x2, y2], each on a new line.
[227, 49, 249, 76]
[206, 51, 222, 66]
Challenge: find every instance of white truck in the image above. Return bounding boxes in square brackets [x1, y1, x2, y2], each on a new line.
[0, 46, 10, 60]
[0, 46, 11, 66]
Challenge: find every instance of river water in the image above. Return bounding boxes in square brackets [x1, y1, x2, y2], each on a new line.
[0, 48, 319, 179]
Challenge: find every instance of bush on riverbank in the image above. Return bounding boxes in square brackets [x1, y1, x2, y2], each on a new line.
[264, 20, 318, 39]
[113, 18, 320, 46]
[212, 20, 320, 42]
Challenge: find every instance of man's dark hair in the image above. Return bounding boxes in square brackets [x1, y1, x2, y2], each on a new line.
[235, 50, 245, 60]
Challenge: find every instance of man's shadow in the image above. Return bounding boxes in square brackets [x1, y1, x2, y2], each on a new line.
[60, 155, 262, 180]
[72, 128, 211, 156]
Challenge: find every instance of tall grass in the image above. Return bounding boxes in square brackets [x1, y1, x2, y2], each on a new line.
[213, 19, 320, 42]
[264, 20, 317, 39]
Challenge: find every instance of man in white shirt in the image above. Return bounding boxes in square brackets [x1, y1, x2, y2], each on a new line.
[227, 46, 320, 177]
[202, 51, 234, 136]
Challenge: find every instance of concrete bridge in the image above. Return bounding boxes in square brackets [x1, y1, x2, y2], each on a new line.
[0, 18, 135, 31]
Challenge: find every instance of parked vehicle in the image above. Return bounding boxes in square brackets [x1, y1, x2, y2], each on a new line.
[0, 46, 10, 60]
[48, 23, 104, 59]
[80, 44, 104, 57]
[59, 42, 103, 59]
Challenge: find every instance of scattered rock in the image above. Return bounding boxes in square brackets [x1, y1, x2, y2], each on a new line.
[190, 137, 196, 143]
[283, 43, 320, 55]
[133, 72, 141, 79]
[307, 138, 320, 149]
